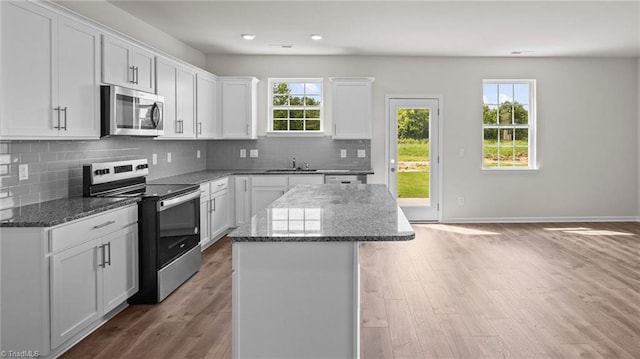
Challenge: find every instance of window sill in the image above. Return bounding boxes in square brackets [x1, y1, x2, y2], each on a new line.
[265, 131, 326, 138]
[481, 167, 540, 173]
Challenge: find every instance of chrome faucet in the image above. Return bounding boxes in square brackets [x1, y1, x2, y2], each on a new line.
[304, 162, 309, 170]
[292, 157, 296, 169]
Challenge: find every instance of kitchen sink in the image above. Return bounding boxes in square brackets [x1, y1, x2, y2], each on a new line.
[265, 168, 318, 172]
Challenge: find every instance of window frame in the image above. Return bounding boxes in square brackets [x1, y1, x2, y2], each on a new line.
[482, 79, 537, 171]
[267, 78, 324, 136]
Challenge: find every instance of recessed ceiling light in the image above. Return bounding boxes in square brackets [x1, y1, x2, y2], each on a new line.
[269, 44, 293, 49]
[241, 34, 256, 40]
[511, 50, 535, 55]
[310, 34, 322, 41]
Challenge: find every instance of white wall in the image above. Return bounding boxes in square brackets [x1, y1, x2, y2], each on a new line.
[54, 0, 206, 68]
[638, 57, 640, 220]
[208, 55, 638, 221]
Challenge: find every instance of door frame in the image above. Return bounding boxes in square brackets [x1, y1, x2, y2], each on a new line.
[385, 94, 444, 222]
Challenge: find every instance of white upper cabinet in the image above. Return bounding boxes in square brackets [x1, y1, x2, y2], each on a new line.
[196, 71, 218, 139]
[0, 2, 100, 140]
[330, 77, 374, 139]
[102, 34, 155, 93]
[221, 77, 259, 139]
[156, 56, 197, 139]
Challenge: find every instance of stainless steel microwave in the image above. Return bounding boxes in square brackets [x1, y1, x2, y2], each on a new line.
[101, 85, 164, 137]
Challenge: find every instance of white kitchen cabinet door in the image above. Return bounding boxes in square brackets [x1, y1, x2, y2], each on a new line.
[0, 1, 58, 138]
[251, 186, 287, 216]
[50, 237, 103, 349]
[102, 35, 155, 93]
[102, 225, 138, 314]
[330, 78, 374, 140]
[57, 16, 100, 138]
[288, 175, 325, 189]
[210, 190, 229, 241]
[200, 195, 211, 250]
[131, 47, 155, 93]
[221, 77, 259, 139]
[196, 72, 218, 138]
[234, 176, 251, 226]
[102, 35, 133, 88]
[156, 57, 179, 137]
[177, 67, 196, 137]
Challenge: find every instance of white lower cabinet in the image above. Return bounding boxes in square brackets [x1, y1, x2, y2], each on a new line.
[251, 176, 288, 217]
[199, 178, 230, 250]
[234, 176, 251, 226]
[50, 237, 103, 349]
[0, 204, 138, 357]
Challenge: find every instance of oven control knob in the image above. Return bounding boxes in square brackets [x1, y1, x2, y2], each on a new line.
[94, 169, 110, 175]
[136, 164, 148, 170]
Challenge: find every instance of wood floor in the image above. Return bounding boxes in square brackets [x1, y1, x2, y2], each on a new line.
[62, 222, 640, 359]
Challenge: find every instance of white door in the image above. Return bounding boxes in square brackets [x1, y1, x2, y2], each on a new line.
[58, 16, 100, 138]
[200, 196, 211, 249]
[177, 67, 196, 136]
[387, 97, 440, 222]
[131, 47, 155, 93]
[222, 79, 251, 138]
[196, 73, 218, 138]
[0, 2, 58, 138]
[50, 238, 103, 348]
[234, 176, 251, 226]
[210, 190, 229, 240]
[102, 35, 133, 87]
[102, 225, 138, 313]
[156, 57, 179, 137]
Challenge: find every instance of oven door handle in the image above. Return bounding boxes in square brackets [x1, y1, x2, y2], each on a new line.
[158, 191, 200, 211]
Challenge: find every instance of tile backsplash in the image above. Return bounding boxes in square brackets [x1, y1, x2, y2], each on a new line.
[0, 137, 205, 211]
[206, 136, 371, 170]
[0, 136, 370, 213]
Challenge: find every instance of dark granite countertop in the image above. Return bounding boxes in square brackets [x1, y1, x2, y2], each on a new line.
[0, 197, 139, 228]
[149, 169, 373, 185]
[228, 184, 414, 242]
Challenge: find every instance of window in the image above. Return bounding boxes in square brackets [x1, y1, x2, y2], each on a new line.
[482, 80, 536, 169]
[268, 78, 323, 133]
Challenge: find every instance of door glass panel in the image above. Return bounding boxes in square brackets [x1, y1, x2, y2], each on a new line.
[483, 128, 499, 167]
[396, 108, 430, 207]
[498, 129, 515, 166]
[514, 129, 529, 167]
[115, 94, 134, 129]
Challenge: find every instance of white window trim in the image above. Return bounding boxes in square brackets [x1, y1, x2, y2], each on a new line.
[481, 79, 538, 171]
[267, 78, 325, 135]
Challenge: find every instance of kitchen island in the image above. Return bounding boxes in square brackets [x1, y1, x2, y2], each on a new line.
[228, 184, 414, 359]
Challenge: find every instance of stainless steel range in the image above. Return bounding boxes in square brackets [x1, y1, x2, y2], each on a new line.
[83, 159, 201, 303]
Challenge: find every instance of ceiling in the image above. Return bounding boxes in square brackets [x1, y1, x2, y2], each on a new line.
[106, 0, 640, 57]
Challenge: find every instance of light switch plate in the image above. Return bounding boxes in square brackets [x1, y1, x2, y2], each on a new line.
[340, 149, 347, 158]
[357, 149, 366, 158]
[240, 149, 246, 158]
[197, 150, 201, 159]
[167, 152, 172, 163]
[18, 164, 28, 181]
[152, 154, 158, 165]
[250, 149, 259, 158]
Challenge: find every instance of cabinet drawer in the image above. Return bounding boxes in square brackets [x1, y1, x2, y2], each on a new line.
[289, 175, 324, 187]
[210, 177, 228, 193]
[252, 176, 287, 187]
[50, 205, 138, 253]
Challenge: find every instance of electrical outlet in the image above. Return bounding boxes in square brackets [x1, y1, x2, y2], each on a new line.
[240, 149, 246, 158]
[458, 197, 465, 206]
[18, 164, 29, 181]
[197, 150, 201, 159]
[167, 152, 172, 163]
[250, 149, 259, 158]
[340, 149, 347, 158]
[357, 149, 366, 158]
[152, 153, 158, 165]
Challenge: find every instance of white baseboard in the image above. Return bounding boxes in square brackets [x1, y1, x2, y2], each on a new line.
[442, 216, 640, 224]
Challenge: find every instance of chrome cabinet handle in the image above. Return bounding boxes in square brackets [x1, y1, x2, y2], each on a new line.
[132, 66, 139, 84]
[105, 242, 111, 266]
[91, 220, 115, 230]
[135, 66, 139, 84]
[213, 198, 216, 212]
[198, 122, 202, 135]
[334, 124, 337, 135]
[129, 66, 135, 83]
[209, 198, 214, 213]
[246, 124, 249, 135]
[60, 107, 67, 131]
[54, 107, 61, 129]
[98, 244, 106, 268]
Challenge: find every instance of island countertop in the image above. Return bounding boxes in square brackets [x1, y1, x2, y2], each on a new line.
[227, 184, 414, 242]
